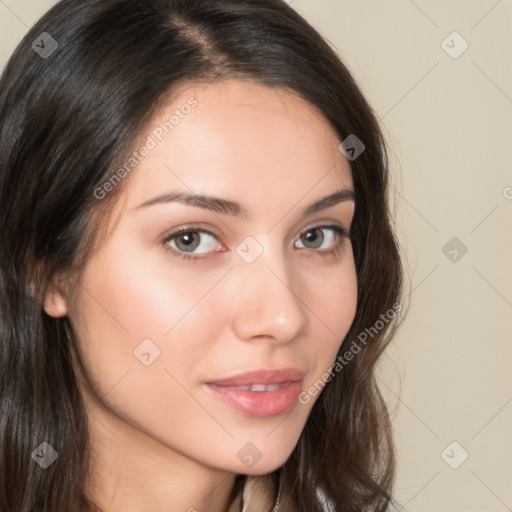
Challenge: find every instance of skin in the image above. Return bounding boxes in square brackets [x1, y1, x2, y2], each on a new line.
[44, 79, 358, 512]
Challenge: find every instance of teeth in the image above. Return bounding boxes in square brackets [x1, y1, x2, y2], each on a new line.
[251, 384, 268, 392]
[235, 383, 284, 392]
[262, 384, 281, 391]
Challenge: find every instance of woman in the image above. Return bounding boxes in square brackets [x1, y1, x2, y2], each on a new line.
[0, 0, 405, 511]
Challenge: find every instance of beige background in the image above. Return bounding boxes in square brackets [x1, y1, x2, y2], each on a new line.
[1, 1, 511, 510]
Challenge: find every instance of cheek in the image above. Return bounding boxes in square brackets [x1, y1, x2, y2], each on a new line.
[299, 254, 358, 382]
[321, 258, 358, 331]
[68, 253, 234, 447]
[69, 243, 232, 393]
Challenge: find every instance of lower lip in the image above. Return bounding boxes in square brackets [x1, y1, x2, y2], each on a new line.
[204, 381, 302, 418]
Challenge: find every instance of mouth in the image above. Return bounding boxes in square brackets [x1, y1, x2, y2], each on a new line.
[204, 368, 304, 418]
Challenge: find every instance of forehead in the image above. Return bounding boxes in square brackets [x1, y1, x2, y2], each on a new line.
[122, 79, 353, 210]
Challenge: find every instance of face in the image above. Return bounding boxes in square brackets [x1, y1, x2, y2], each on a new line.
[46, 79, 357, 475]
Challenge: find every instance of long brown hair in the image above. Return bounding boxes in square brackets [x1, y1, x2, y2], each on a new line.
[0, 1, 405, 510]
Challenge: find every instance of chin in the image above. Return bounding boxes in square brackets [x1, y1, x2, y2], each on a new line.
[243, 462, 286, 476]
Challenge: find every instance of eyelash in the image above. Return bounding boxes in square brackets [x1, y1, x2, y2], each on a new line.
[161, 224, 351, 262]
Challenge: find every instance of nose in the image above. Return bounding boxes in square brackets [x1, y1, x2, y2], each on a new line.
[230, 247, 308, 344]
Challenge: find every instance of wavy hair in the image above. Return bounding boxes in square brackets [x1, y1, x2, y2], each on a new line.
[0, 0, 405, 510]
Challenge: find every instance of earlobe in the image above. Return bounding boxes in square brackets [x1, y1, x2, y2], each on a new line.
[43, 278, 69, 318]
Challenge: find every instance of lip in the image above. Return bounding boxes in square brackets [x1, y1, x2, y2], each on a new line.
[204, 368, 305, 418]
[207, 368, 305, 387]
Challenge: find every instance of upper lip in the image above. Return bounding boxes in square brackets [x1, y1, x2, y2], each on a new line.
[207, 368, 305, 386]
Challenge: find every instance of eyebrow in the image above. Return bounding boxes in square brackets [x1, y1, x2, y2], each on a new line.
[132, 188, 355, 219]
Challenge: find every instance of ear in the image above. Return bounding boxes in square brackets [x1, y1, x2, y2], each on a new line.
[43, 274, 69, 318]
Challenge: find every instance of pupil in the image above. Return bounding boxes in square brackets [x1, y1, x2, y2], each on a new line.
[182, 233, 194, 245]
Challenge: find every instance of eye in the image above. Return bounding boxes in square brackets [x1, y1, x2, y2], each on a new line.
[294, 225, 348, 253]
[163, 228, 221, 258]
[162, 224, 349, 262]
